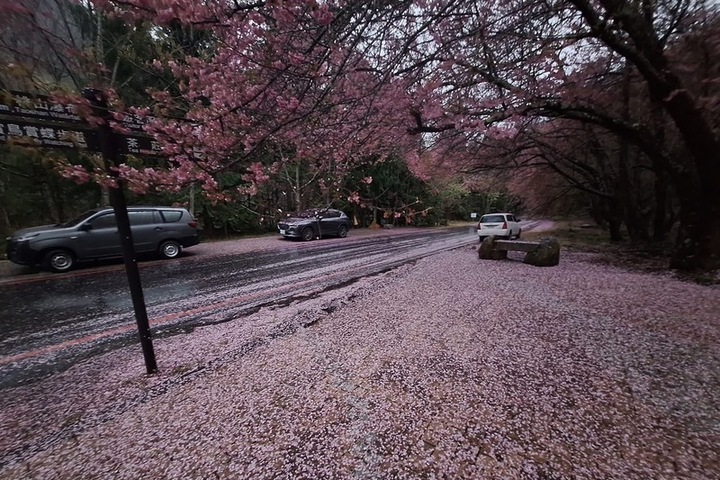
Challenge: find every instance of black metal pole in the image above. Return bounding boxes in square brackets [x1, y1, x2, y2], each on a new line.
[84, 89, 157, 374]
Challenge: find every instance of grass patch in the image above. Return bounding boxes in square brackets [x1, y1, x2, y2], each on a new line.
[526, 220, 675, 275]
[533, 221, 718, 284]
[523, 221, 614, 251]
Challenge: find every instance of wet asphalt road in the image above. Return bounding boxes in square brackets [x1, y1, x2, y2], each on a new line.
[0, 227, 477, 388]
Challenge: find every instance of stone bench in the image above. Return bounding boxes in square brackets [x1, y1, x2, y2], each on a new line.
[478, 235, 560, 266]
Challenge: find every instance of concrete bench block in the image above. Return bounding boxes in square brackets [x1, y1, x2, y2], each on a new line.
[478, 236, 508, 260]
[523, 237, 560, 266]
[478, 235, 560, 266]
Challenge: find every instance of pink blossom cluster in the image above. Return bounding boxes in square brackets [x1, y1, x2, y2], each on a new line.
[7, 0, 662, 201]
[64, 0, 434, 199]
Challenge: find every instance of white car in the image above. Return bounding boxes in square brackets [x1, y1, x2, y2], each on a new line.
[477, 213, 522, 241]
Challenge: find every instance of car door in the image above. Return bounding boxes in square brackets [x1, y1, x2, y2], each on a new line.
[507, 215, 520, 236]
[320, 210, 341, 236]
[128, 210, 163, 253]
[77, 212, 122, 258]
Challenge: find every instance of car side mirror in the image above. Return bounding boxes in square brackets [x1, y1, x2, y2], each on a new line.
[516, 218, 521, 222]
[79, 223, 92, 231]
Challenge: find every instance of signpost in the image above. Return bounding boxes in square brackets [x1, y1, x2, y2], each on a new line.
[0, 89, 159, 374]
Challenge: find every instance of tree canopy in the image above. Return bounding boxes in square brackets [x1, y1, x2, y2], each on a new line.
[1, 0, 719, 270]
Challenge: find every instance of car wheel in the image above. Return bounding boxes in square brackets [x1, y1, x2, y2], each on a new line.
[337, 225, 348, 238]
[43, 249, 75, 273]
[159, 240, 182, 259]
[478, 236, 485, 243]
[302, 227, 315, 241]
[516, 229, 522, 239]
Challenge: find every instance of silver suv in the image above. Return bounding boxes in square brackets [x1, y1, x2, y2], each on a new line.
[6, 206, 200, 272]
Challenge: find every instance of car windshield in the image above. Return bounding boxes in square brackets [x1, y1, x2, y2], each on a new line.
[480, 214, 506, 223]
[57, 209, 102, 228]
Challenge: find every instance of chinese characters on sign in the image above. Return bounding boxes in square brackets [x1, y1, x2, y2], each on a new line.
[120, 112, 155, 133]
[0, 92, 82, 122]
[0, 91, 165, 156]
[119, 134, 164, 155]
[0, 119, 95, 150]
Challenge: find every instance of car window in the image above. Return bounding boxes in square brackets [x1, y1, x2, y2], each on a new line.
[324, 210, 341, 218]
[507, 215, 516, 222]
[89, 213, 116, 229]
[129, 211, 159, 226]
[480, 214, 505, 223]
[59, 209, 101, 228]
[160, 210, 183, 223]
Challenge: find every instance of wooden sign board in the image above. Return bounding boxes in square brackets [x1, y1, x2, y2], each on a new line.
[0, 117, 98, 151]
[0, 91, 166, 156]
[0, 91, 83, 123]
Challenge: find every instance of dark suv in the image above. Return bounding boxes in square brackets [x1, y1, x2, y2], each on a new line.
[277, 208, 351, 241]
[6, 206, 200, 272]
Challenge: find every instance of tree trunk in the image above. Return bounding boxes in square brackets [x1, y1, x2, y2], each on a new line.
[670, 193, 720, 271]
[649, 98, 669, 243]
[0, 176, 10, 234]
[664, 154, 720, 270]
[368, 206, 381, 229]
[652, 168, 669, 242]
[608, 218, 623, 242]
[101, 186, 110, 207]
[294, 164, 301, 211]
[578, 3, 720, 269]
[40, 182, 60, 223]
[600, 197, 623, 242]
[643, 67, 720, 270]
[618, 67, 650, 243]
[617, 151, 649, 242]
[665, 150, 720, 270]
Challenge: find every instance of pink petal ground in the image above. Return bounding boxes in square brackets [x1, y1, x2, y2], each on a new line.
[1, 244, 718, 479]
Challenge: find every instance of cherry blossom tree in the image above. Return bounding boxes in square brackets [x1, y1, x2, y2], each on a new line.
[130, 0, 719, 268]
[3, 0, 718, 270]
[322, 0, 719, 270]
[77, 1, 418, 202]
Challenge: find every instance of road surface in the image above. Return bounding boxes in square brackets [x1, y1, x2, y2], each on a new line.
[0, 226, 479, 388]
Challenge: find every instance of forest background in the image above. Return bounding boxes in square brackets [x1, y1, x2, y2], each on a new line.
[0, 0, 718, 271]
